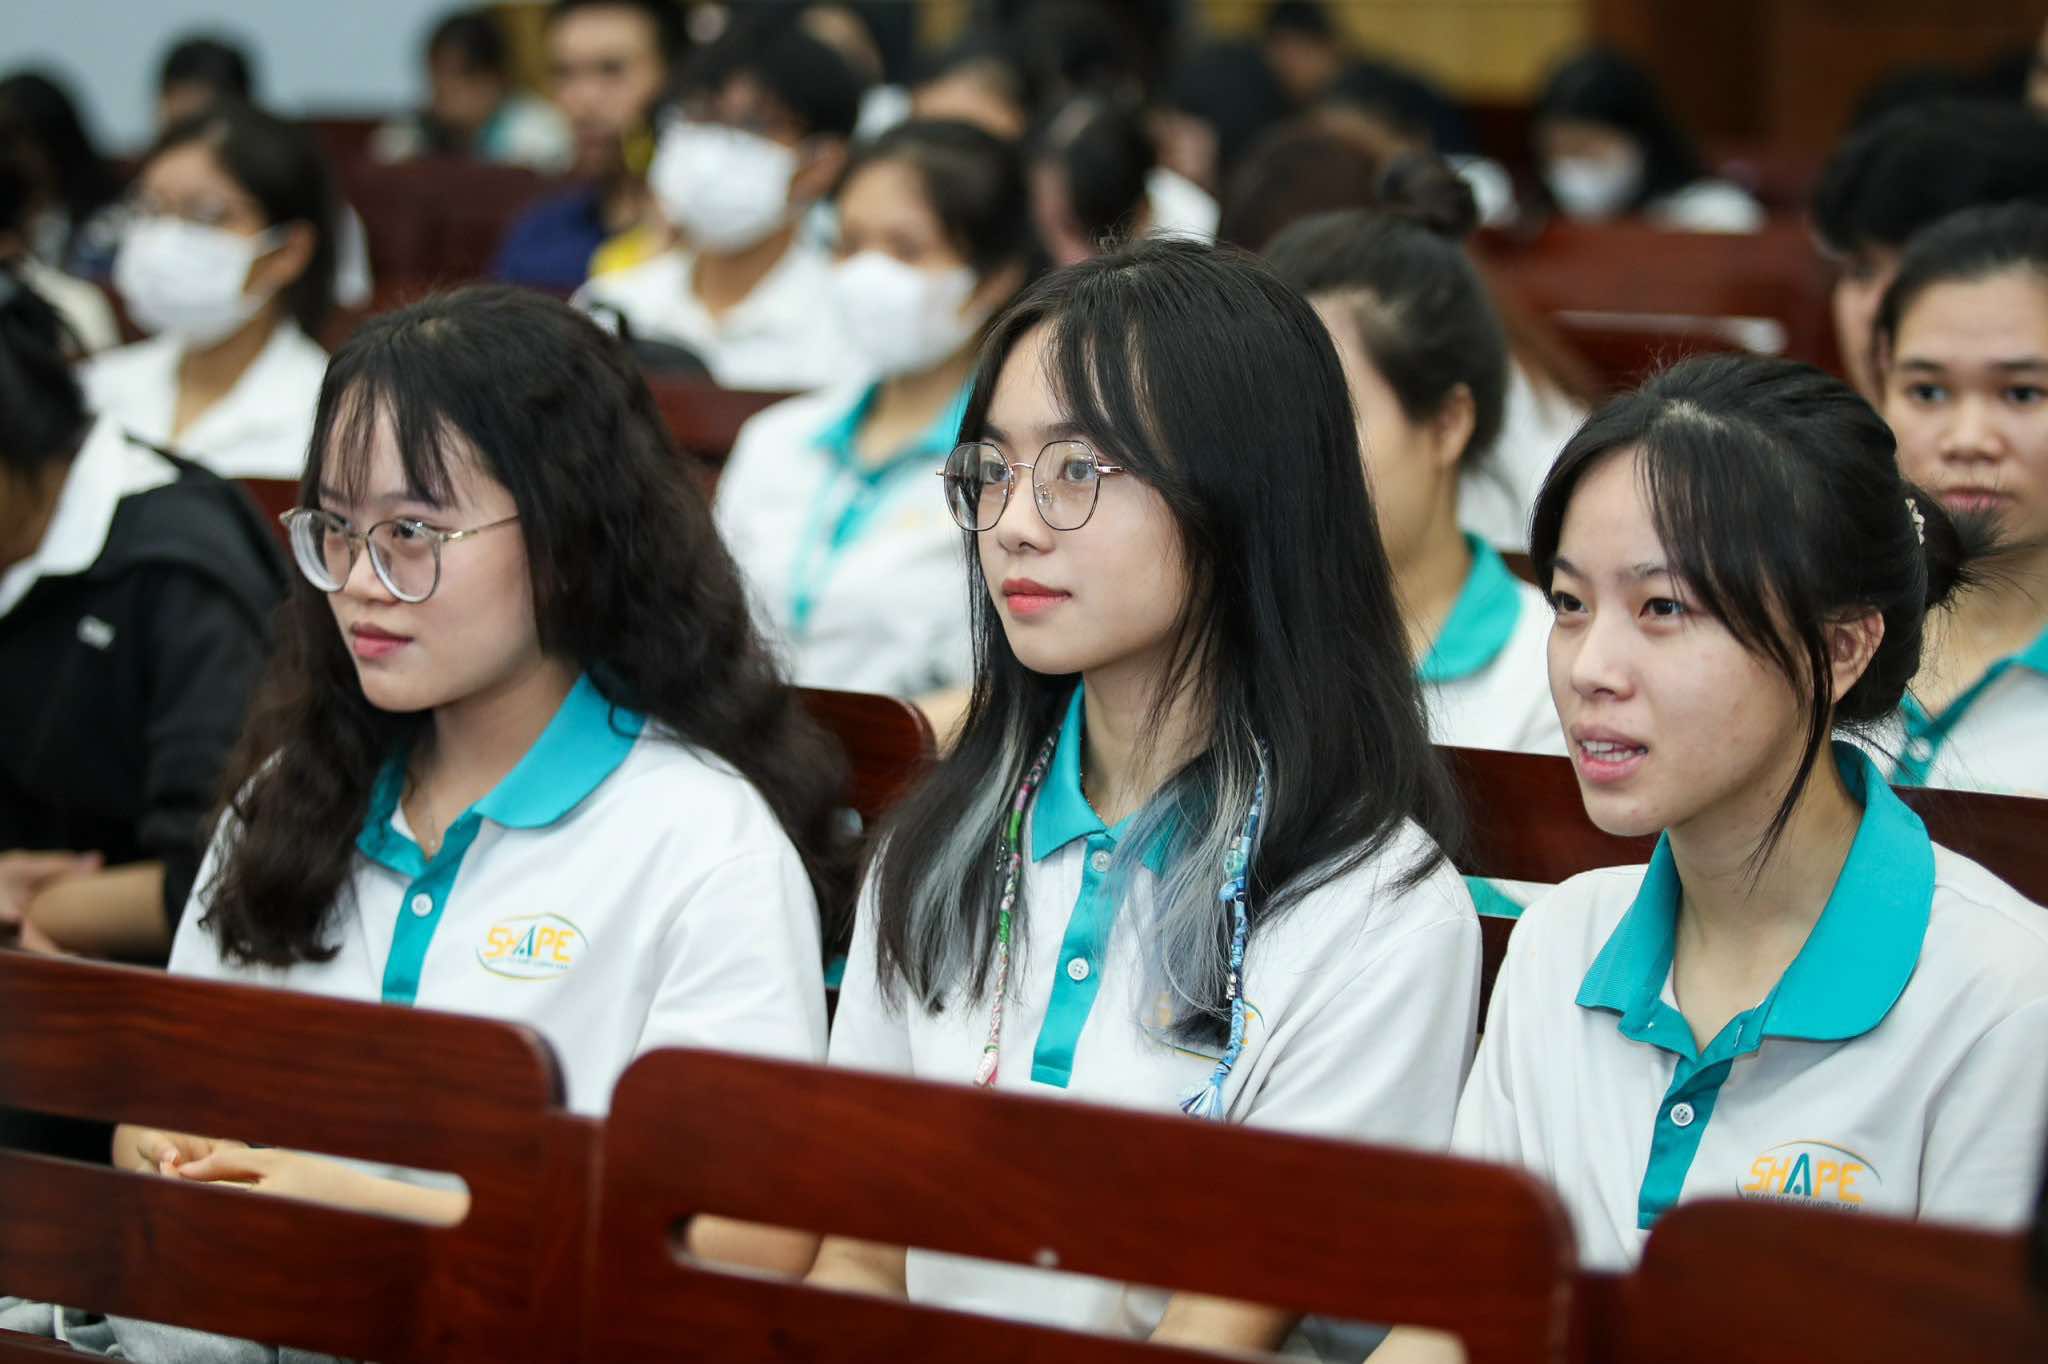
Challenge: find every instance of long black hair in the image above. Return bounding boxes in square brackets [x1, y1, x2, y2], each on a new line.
[1529, 353, 1985, 863]
[868, 237, 1461, 1041]
[1534, 47, 1705, 206]
[203, 287, 849, 964]
[143, 102, 339, 337]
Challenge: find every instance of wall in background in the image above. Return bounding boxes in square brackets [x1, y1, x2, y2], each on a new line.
[1, 0, 450, 152]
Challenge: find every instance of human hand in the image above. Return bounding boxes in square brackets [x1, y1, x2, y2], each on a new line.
[0, 850, 101, 932]
[115, 1125, 247, 1177]
[173, 1146, 379, 1212]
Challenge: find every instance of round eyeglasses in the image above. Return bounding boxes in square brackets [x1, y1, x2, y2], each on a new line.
[938, 440, 1127, 532]
[279, 508, 520, 604]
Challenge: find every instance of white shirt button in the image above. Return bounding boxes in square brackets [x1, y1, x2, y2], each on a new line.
[1066, 957, 1091, 982]
[1669, 1101, 1696, 1128]
[410, 893, 434, 917]
[1089, 849, 1112, 874]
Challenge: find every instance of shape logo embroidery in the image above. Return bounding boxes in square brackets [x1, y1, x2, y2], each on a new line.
[477, 913, 587, 981]
[1738, 1140, 1879, 1209]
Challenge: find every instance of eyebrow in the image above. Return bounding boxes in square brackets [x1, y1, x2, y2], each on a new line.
[314, 484, 445, 513]
[1550, 555, 1671, 582]
[1898, 356, 2048, 374]
[980, 419, 1092, 449]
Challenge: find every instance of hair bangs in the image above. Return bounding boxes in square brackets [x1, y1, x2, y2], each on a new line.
[304, 343, 484, 514]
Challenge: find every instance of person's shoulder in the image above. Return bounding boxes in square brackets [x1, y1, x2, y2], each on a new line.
[585, 725, 798, 857]
[578, 247, 688, 306]
[99, 462, 284, 603]
[731, 381, 871, 456]
[81, 333, 176, 395]
[1290, 819, 1476, 941]
[1649, 179, 1765, 234]
[1923, 844, 2048, 997]
[1508, 864, 1645, 963]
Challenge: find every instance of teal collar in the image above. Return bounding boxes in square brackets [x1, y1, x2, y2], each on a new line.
[1418, 535, 1525, 684]
[813, 379, 970, 477]
[1577, 742, 1933, 1046]
[1029, 686, 1172, 874]
[2017, 624, 2048, 677]
[358, 673, 647, 868]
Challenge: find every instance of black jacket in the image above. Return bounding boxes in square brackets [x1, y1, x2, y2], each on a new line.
[0, 442, 285, 941]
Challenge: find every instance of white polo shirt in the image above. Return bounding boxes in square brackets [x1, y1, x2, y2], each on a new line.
[169, 674, 827, 1116]
[830, 685, 1480, 1337]
[1421, 537, 1563, 919]
[574, 241, 862, 393]
[81, 321, 328, 480]
[1881, 627, 2048, 798]
[1421, 536, 1562, 758]
[1454, 743, 2048, 1270]
[716, 380, 971, 697]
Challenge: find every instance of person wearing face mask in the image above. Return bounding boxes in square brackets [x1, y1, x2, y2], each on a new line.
[714, 120, 1035, 702]
[490, 0, 682, 292]
[810, 238, 1477, 1353]
[573, 20, 866, 392]
[82, 102, 336, 481]
[1532, 47, 1762, 235]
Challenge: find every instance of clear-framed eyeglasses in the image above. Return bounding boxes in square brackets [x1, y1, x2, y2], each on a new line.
[938, 439, 1127, 532]
[278, 508, 520, 604]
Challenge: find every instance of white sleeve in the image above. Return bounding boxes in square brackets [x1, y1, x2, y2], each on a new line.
[1450, 894, 1546, 1165]
[1916, 995, 2048, 1231]
[633, 846, 828, 1066]
[1240, 874, 1480, 1149]
[165, 813, 237, 982]
[825, 873, 916, 1076]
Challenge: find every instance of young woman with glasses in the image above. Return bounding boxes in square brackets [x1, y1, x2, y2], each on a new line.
[114, 286, 843, 1274]
[811, 239, 1480, 1351]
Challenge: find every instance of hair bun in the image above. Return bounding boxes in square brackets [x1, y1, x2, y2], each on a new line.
[1375, 153, 1480, 241]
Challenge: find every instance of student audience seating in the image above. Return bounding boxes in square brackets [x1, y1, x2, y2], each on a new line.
[797, 687, 937, 828]
[586, 1048, 1580, 1364]
[1478, 218, 1840, 378]
[1588, 1199, 2048, 1364]
[646, 375, 793, 488]
[1443, 744, 2048, 1021]
[341, 158, 558, 288]
[0, 951, 593, 1362]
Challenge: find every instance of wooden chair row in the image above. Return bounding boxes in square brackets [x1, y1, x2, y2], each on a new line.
[3, 949, 2040, 1364]
[2, 721, 2042, 1361]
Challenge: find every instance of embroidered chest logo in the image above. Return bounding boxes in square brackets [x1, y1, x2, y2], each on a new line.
[1738, 1141, 1880, 1210]
[477, 913, 587, 981]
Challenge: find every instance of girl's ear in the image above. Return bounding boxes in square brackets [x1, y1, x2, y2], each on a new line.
[1825, 610, 1885, 704]
[1425, 384, 1477, 473]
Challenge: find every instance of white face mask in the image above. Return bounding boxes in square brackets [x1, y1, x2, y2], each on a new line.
[650, 120, 800, 253]
[1544, 149, 1644, 221]
[828, 251, 983, 378]
[113, 216, 280, 345]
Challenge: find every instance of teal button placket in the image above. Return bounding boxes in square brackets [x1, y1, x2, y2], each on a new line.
[377, 816, 485, 1006]
[1626, 995, 1766, 1228]
[1030, 830, 1122, 1087]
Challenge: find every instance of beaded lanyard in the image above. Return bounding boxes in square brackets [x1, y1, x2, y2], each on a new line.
[972, 729, 1271, 1125]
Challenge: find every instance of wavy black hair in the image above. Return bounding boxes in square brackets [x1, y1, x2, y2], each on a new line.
[203, 287, 849, 964]
[867, 238, 1461, 1041]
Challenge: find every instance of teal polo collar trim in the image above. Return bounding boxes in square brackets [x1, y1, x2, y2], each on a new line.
[1577, 741, 1933, 1045]
[1029, 686, 1171, 874]
[813, 378, 971, 476]
[1418, 535, 1525, 684]
[358, 673, 646, 867]
[2017, 623, 2048, 676]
